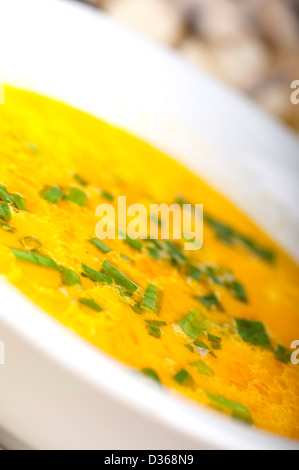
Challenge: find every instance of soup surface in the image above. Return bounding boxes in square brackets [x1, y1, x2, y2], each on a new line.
[0, 87, 299, 439]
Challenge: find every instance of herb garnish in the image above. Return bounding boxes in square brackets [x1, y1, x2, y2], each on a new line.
[229, 280, 248, 303]
[101, 190, 115, 201]
[101, 260, 138, 294]
[73, 174, 88, 187]
[12, 194, 27, 211]
[207, 334, 222, 350]
[41, 186, 63, 204]
[174, 369, 193, 385]
[0, 185, 14, 204]
[275, 345, 291, 364]
[11, 249, 59, 270]
[142, 284, 160, 312]
[194, 340, 217, 358]
[147, 325, 161, 338]
[186, 264, 202, 281]
[206, 393, 253, 424]
[89, 238, 111, 254]
[82, 263, 112, 285]
[65, 187, 88, 207]
[204, 214, 275, 263]
[178, 308, 208, 339]
[142, 368, 161, 384]
[197, 293, 224, 312]
[146, 320, 167, 327]
[235, 319, 271, 348]
[61, 267, 81, 286]
[191, 360, 214, 377]
[0, 203, 11, 220]
[79, 298, 103, 312]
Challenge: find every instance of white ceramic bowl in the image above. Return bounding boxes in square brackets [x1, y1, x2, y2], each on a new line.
[0, 0, 298, 450]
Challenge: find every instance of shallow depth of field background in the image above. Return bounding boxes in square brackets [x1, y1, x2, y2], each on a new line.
[79, 0, 299, 132]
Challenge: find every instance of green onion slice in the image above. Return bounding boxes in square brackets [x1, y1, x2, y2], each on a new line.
[11, 249, 59, 270]
[206, 393, 253, 424]
[178, 308, 208, 339]
[79, 298, 103, 312]
[0, 203, 11, 220]
[65, 187, 88, 207]
[89, 238, 111, 254]
[191, 360, 214, 377]
[41, 186, 63, 204]
[61, 267, 81, 286]
[142, 284, 160, 312]
[235, 319, 271, 348]
[101, 260, 138, 295]
[82, 263, 112, 284]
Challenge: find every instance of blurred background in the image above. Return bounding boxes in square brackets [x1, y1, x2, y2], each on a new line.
[77, 0, 299, 132]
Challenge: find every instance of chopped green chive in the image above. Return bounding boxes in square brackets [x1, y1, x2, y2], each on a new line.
[73, 174, 88, 186]
[148, 239, 163, 251]
[166, 241, 187, 266]
[230, 280, 248, 303]
[81, 263, 112, 285]
[205, 266, 225, 286]
[204, 215, 236, 245]
[120, 254, 131, 262]
[0, 203, 11, 220]
[175, 196, 189, 207]
[0, 220, 15, 232]
[65, 187, 88, 207]
[11, 249, 59, 270]
[185, 344, 194, 353]
[275, 345, 291, 364]
[61, 267, 81, 286]
[145, 320, 167, 327]
[194, 340, 217, 358]
[131, 303, 143, 315]
[191, 360, 214, 377]
[142, 368, 161, 384]
[89, 238, 111, 254]
[0, 185, 14, 204]
[41, 186, 63, 204]
[12, 194, 27, 211]
[79, 298, 103, 312]
[208, 334, 222, 350]
[174, 369, 193, 385]
[206, 393, 253, 424]
[146, 325, 161, 339]
[101, 260, 138, 295]
[239, 236, 275, 263]
[151, 215, 163, 227]
[142, 284, 160, 312]
[186, 265, 202, 281]
[146, 247, 160, 260]
[197, 293, 224, 312]
[204, 214, 275, 263]
[101, 190, 115, 201]
[235, 319, 271, 348]
[120, 232, 143, 252]
[178, 308, 208, 339]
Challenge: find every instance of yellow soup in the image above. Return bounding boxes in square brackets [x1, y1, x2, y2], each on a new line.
[0, 87, 299, 439]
